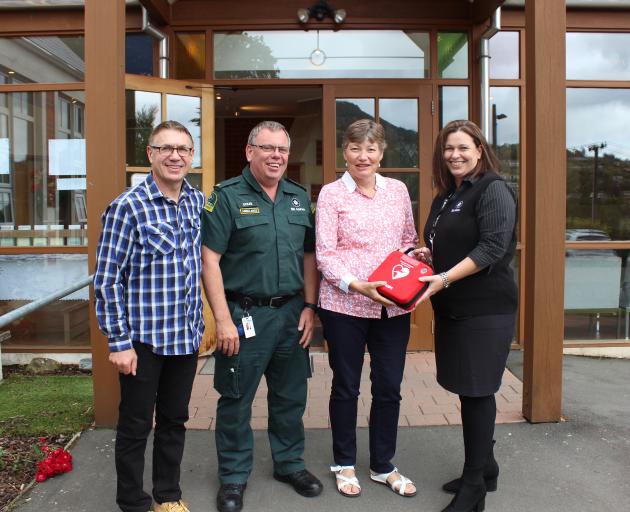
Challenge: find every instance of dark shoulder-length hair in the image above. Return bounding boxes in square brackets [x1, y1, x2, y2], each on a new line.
[432, 119, 501, 195]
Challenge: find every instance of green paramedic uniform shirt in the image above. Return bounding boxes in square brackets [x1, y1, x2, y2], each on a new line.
[201, 166, 315, 297]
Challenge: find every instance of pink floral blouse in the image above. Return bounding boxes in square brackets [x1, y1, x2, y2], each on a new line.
[316, 172, 419, 318]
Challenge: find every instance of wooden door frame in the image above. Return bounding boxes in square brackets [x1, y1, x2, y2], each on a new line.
[322, 82, 435, 350]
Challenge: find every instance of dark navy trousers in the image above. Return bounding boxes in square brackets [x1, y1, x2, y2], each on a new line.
[319, 308, 410, 473]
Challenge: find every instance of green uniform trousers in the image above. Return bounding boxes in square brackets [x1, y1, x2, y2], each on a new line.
[213, 295, 311, 484]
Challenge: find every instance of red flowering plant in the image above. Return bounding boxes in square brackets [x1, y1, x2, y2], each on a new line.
[34, 437, 73, 482]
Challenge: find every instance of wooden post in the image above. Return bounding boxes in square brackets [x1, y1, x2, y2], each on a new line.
[522, 0, 566, 422]
[85, 0, 126, 427]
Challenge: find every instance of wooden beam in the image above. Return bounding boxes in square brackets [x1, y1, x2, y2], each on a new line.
[522, 0, 566, 423]
[139, 0, 171, 26]
[85, 0, 126, 428]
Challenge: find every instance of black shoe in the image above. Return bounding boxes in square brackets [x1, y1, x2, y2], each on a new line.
[442, 441, 499, 494]
[216, 483, 247, 512]
[273, 469, 323, 497]
[441, 481, 486, 512]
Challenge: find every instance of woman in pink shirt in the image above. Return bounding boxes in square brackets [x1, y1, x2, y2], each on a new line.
[316, 119, 418, 499]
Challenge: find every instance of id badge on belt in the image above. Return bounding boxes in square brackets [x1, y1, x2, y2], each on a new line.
[238, 315, 255, 339]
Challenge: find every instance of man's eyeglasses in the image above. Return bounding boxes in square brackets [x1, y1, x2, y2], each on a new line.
[249, 144, 290, 155]
[150, 145, 194, 157]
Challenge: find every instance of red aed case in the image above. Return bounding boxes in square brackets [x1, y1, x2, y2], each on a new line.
[368, 251, 434, 310]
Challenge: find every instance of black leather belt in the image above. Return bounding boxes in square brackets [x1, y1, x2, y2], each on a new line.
[225, 291, 296, 309]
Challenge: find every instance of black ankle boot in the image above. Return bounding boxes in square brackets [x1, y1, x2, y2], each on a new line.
[440, 478, 486, 512]
[442, 441, 499, 494]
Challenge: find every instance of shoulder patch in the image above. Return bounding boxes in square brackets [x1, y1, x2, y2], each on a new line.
[204, 191, 218, 212]
[285, 178, 307, 191]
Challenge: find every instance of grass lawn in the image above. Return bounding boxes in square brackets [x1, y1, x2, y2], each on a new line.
[0, 374, 94, 436]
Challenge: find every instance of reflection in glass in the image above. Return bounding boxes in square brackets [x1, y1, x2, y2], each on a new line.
[0, 254, 90, 348]
[0, 90, 87, 247]
[490, 87, 520, 197]
[384, 172, 419, 226]
[166, 95, 201, 168]
[126, 33, 154, 76]
[438, 32, 468, 79]
[214, 30, 429, 79]
[439, 86, 468, 128]
[336, 99, 375, 168]
[175, 32, 206, 80]
[379, 99, 418, 168]
[566, 88, 630, 240]
[567, 33, 630, 81]
[564, 250, 629, 341]
[489, 31, 519, 79]
[0, 36, 84, 83]
[126, 90, 161, 167]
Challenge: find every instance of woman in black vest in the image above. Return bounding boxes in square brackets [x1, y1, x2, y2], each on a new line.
[414, 120, 517, 512]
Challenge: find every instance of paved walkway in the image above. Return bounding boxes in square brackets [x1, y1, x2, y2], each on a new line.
[186, 351, 525, 430]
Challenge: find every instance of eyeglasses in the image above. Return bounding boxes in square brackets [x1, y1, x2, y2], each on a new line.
[249, 144, 290, 155]
[150, 145, 194, 157]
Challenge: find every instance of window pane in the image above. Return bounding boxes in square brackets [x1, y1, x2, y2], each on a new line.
[175, 32, 205, 80]
[438, 32, 468, 79]
[125, 90, 162, 167]
[0, 91, 88, 248]
[336, 99, 375, 168]
[214, 30, 429, 79]
[567, 33, 630, 81]
[384, 172, 419, 226]
[166, 94, 201, 169]
[565, 250, 629, 341]
[489, 31, 519, 79]
[0, 254, 90, 348]
[379, 99, 418, 168]
[566, 88, 630, 240]
[439, 86, 468, 128]
[126, 33, 154, 76]
[0, 36, 84, 83]
[490, 87, 520, 198]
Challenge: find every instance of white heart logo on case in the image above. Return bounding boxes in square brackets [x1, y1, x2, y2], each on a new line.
[392, 264, 409, 280]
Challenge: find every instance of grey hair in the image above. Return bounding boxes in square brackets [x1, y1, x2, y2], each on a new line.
[247, 121, 291, 148]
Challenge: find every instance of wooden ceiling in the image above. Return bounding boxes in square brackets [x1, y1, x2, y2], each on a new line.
[140, 0, 506, 27]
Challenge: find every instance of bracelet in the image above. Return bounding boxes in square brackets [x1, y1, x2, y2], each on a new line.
[303, 302, 318, 312]
[439, 272, 450, 289]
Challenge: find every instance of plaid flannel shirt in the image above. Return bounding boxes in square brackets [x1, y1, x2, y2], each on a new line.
[94, 174, 204, 355]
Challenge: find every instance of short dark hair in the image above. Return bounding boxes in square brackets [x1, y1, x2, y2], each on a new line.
[342, 119, 387, 151]
[148, 120, 194, 146]
[432, 119, 501, 195]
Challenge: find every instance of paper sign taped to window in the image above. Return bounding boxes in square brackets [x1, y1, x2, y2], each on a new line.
[0, 138, 9, 175]
[49, 138, 86, 176]
[57, 178, 87, 190]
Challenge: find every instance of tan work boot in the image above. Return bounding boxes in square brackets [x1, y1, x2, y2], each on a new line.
[153, 500, 191, 512]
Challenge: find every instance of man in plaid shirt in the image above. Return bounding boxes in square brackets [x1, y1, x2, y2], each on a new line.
[94, 121, 204, 512]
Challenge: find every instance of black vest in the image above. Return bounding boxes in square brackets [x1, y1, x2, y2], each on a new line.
[423, 172, 518, 318]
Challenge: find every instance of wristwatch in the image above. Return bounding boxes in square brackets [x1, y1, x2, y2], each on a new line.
[303, 302, 318, 311]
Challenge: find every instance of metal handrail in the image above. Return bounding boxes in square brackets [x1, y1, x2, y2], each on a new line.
[0, 274, 94, 330]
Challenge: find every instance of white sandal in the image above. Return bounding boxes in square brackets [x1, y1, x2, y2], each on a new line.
[330, 465, 362, 498]
[370, 467, 417, 497]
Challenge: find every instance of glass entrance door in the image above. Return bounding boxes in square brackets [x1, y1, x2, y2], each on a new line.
[323, 84, 434, 350]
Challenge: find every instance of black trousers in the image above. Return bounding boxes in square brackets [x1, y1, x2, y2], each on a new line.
[319, 308, 410, 474]
[115, 341, 198, 512]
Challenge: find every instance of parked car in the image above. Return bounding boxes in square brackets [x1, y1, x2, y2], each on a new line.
[565, 229, 617, 257]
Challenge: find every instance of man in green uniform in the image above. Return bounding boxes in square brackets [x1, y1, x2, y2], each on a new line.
[201, 121, 322, 512]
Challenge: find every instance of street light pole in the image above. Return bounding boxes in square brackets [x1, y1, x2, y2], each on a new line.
[587, 142, 606, 222]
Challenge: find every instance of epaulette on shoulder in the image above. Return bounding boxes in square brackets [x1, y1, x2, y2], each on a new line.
[285, 178, 307, 191]
[216, 175, 242, 190]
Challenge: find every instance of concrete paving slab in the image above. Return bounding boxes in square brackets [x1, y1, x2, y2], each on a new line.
[12, 354, 630, 512]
